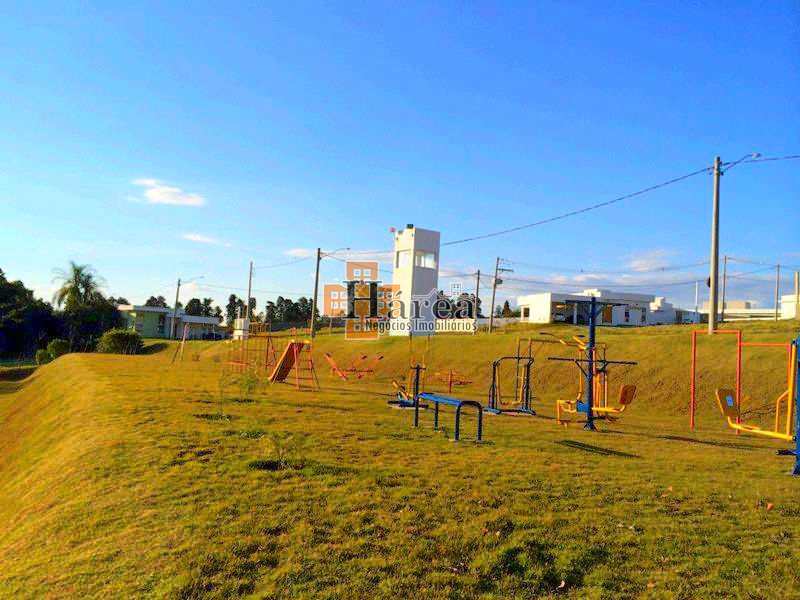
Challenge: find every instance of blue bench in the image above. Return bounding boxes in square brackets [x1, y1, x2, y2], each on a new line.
[417, 392, 484, 441]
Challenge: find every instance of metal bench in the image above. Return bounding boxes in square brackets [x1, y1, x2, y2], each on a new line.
[417, 392, 484, 441]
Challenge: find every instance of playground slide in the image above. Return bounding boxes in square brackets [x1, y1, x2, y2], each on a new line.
[269, 341, 303, 383]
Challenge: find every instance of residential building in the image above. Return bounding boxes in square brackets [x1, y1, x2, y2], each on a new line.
[322, 282, 399, 318]
[118, 305, 222, 339]
[516, 289, 699, 326]
[699, 295, 800, 321]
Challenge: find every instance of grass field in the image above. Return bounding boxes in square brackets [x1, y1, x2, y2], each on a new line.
[1, 321, 799, 598]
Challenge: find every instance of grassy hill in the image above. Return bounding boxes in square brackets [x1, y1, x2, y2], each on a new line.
[1, 321, 799, 598]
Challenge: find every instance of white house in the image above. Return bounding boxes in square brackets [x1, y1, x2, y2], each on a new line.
[780, 293, 800, 320]
[118, 305, 222, 339]
[516, 289, 699, 326]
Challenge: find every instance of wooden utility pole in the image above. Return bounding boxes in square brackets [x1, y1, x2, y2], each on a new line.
[775, 264, 781, 321]
[488, 259, 512, 334]
[245, 260, 253, 320]
[310, 248, 322, 338]
[707, 156, 722, 334]
[171, 278, 182, 339]
[474, 269, 481, 322]
[489, 259, 500, 334]
[720, 255, 728, 322]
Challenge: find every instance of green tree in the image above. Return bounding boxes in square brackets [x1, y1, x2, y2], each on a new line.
[502, 300, 513, 318]
[51, 262, 120, 349]
[225, 294, 245, 326]
[145, 296, 168, 307]
[184, 298, 203, 316]
[265, 301, 277, 323]
[0, 269, 60, 357]
[52, 261, 104, 310]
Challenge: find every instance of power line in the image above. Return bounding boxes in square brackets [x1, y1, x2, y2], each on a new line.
[499, 274, 703, 289]
[196, 283, 308, 296]
[735, 154, 800, 165]
[505, 258, 709, 275]
[441, 166, 712, 247]
[252, 256, 314, 270]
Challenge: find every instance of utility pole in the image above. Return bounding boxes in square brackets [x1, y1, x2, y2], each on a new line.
[707, 156, 722, 334]
[474, 269, 481, 321]
[488, 258, 513, 334]
[310, 247, 322, 338]
[694, 280, 699, 320]
[775, 264, 781, 321]
[171, 278, 181, 339]
[720, 255, 728, 322]
[245, 260, 253, 321]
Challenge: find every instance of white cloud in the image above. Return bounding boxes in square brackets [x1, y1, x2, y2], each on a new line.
[626, 249, 674, 272]
[181, 233, 230, 247]
[132, 178, 205, 207]
[283, 248, 315, 258]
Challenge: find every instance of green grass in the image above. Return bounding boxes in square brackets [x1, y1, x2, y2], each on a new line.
[1, 321, 799, 598]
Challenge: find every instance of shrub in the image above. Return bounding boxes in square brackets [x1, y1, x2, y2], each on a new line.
[96, 328, 144, 355]
[35, 349, 52, 365]
[46, 338, 70, 359]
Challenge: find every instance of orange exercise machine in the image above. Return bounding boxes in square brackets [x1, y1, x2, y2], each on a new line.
[690, 329, 796, 439]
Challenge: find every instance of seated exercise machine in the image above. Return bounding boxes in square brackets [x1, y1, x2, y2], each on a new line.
[547, 296, 637, 430]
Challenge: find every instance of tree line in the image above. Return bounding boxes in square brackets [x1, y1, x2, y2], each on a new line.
[1, 263, 122, 357]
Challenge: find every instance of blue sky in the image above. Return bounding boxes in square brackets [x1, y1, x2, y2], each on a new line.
[1, 2, 798, 311]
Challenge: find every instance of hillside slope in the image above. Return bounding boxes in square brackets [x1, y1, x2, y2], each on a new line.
[0, 321, 798, 598]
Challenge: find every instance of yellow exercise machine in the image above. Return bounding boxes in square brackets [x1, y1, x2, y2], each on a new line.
[544, 297, 638, 430]
[713, 339, 797, 442]
[557, 384, 637, 425]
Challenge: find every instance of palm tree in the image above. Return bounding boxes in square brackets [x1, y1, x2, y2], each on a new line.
[52, 261, 105, 309]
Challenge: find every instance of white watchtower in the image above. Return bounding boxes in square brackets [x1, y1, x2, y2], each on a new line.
[389, 224, 440, 336]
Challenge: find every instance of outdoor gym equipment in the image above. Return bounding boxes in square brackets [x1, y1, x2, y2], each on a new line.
[547, 296, 637, 431]
[486, 355, 535, 415]
[709, 334, 798, 440]
[690, 329, 796, 436]
[776, 333, 800, 476]
[389, 377, 428, 409]
[417, 392, 484, 441]
[715, 388, 794, 442]
[403, 363, 484, 441]
[556, 384, 637, 425]
[486, 356, 534, 415]
[433, 369, 473, 393]
[268, 339, 319, 390]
